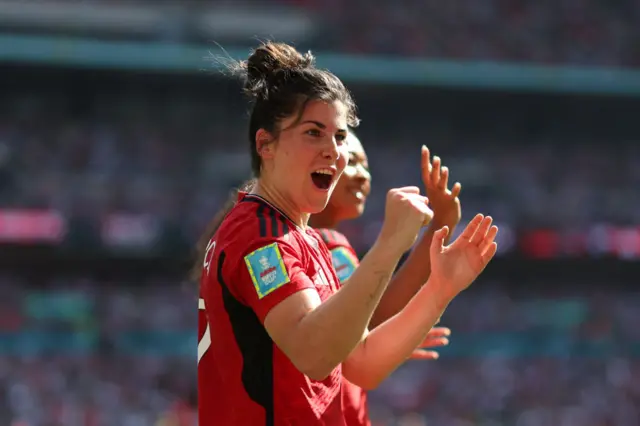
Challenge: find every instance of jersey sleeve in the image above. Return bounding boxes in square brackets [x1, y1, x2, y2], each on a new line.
[316, 229, 360, 285]
[329, 244, 360, 284]
[231, 238, 318, 323]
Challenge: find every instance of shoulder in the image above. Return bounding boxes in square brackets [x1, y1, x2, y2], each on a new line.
[217, 199, 308, 272]
[315, 229, 359, 284]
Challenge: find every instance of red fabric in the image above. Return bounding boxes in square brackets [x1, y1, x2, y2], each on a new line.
[199, 195, 346, 425]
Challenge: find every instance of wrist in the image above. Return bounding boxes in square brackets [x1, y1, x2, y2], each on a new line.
[368, 238, 404, 269]
[420, 276, 456, 312]
[431, 215, 459, 230]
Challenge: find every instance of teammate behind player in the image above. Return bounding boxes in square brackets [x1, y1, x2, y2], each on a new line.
[197, 41, 499, 425]
[310, 132, 462, 426]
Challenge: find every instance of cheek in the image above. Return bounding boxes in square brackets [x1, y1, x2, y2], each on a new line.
[337, 146, 349, 170]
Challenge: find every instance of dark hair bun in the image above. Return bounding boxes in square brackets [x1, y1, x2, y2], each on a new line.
[241, 42, 315, 99]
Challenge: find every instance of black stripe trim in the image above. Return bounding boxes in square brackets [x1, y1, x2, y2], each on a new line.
[268, 208, 279, 238]
[241, 194, 297, 230]
[256, 204, 267, 237]
[217, 251, 274, 426]
[280, 215, 289, 235]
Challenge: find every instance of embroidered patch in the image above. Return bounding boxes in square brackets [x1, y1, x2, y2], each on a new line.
[330, 247, 358, 283]
[244, 243, 290, 298]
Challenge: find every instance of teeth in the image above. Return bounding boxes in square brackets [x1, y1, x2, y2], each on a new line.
[314, 168, 334, 176]
[352, 190, 364, 200]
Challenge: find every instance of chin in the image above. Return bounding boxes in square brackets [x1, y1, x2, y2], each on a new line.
[340, 204, 365, 221]
[307, 196, 331, 215]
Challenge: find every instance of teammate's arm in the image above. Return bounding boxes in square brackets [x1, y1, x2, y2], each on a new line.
[371, 147, 461, 328]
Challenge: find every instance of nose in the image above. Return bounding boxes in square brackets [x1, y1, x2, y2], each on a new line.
[322, 137, 340, 162]
[354, 164, 371, 181]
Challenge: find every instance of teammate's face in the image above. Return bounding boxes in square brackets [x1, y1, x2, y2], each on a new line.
[325, 134, 371, 220]
[260, 100, 349, 217]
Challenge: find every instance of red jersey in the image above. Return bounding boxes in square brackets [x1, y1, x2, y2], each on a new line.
[198, 193, 346, 426]
[317, 229, 371, 426]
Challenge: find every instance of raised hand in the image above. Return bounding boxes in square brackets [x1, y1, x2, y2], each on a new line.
[409, 326, 451, 360]
[378, 186, 434, 255]
[429, 214, 498, 302]
[421, 145, 461, 229]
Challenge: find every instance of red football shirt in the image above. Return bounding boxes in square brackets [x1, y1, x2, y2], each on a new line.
[317, 229, 371, 426]
[198, 193, 346, 426]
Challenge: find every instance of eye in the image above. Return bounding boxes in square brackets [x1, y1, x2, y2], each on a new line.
[305, 128, 322, 137]
[336, 133, 347, 143]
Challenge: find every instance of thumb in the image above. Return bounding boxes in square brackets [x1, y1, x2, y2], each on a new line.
[431, 226, 449, 254]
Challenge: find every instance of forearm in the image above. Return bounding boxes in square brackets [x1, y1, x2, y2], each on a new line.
[370, 220, 454, 328]
[295, 240, 402, 379]
[343, 277, 451, 389]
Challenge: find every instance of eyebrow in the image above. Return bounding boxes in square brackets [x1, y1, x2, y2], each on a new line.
[300, 120, 347, 133]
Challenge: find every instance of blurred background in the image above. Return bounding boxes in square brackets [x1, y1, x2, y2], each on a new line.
[1, 1, 640, 425]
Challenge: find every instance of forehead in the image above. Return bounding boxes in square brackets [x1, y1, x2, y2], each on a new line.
[296, 100, 348, 130]
[347, 133, 366, 156]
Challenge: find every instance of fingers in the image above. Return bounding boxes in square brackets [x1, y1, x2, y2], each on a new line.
[457, 214, 484, 241]
[431, 155, 441, 187]
[479, 225, 499, 253]
[418, 336, 449, 349]
[469, 216, 493, 246]
[410, 349, 440, 360]
[482, 242, 498, 264]
[427, 327, 451, 338]
[421, 145, 431, 186]
[430, 226, 449, 253]
[439, 166, 449, 190]
[450, 182, 462, 198]
[394, 186, 421, 195]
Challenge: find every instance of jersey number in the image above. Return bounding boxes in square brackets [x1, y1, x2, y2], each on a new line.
[198, 239, 216, 364]
[198, 298, 211, 365]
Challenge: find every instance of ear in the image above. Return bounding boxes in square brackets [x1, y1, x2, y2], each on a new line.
[255, 129, 276, 160]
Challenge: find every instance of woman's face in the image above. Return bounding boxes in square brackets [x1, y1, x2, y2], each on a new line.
[324, 133, 371, 221]
[258, 99, 350, 216]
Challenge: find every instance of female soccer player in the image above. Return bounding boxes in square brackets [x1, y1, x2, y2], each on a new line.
[197, 41, 498, 425]
[310, 132, 462, 426]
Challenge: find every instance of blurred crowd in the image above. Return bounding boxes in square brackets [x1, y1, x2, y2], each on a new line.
[2, 275, 640, 425]
[2, 84, 639, 253]
[309, 0, 640, 67]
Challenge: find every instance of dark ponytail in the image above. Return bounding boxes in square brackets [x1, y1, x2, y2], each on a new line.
[190, 179, 255, 281]
[231, 41, 359, 177]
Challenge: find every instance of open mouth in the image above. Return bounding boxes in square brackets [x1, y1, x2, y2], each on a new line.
[311, 168, 335, 190]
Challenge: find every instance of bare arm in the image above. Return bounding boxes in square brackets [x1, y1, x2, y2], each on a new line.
[345, 215, 498, 389]
[264, 240, 401, 380]
[370, 147, 461, 328]
[343, 274, 451, 389]
[370, 219, 454, 328]
[264, 187, 431, 381]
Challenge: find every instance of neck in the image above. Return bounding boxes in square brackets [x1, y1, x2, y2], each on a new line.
[252, 180, 309, 229]
[308, 211, 340, 230]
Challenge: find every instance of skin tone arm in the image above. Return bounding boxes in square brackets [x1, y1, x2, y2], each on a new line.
[370, 146, 463, 328]
[264, 187, 433, 381]
[344, 215, 498, 389]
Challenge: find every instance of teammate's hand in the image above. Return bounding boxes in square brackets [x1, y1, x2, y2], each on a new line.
[408, 326, 451, 360]
[378, 186, 433, 255]
[421, 146, 461, 229]
[429, 214, 498, 303]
